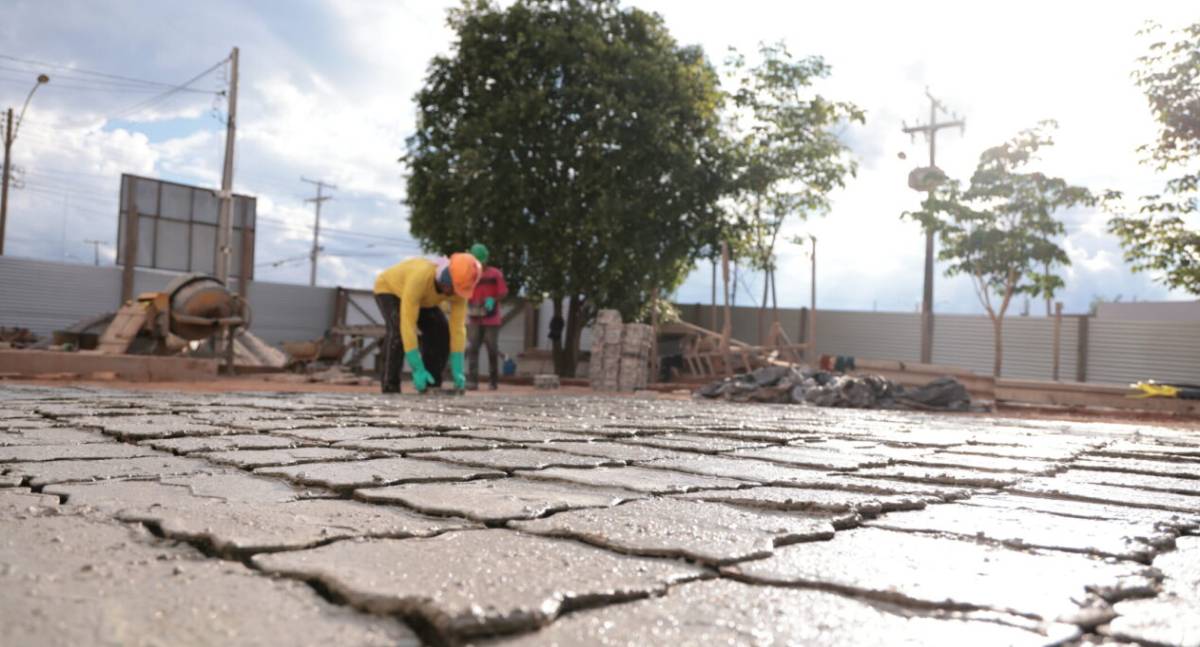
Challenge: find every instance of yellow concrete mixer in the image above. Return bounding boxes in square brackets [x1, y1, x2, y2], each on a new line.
[96, 274, 250, 357]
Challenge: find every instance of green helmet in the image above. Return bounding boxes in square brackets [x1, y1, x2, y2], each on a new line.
[470, 243, 489, 264]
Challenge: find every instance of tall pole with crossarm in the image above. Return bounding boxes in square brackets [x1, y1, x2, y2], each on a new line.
[902, 89, 964, 364]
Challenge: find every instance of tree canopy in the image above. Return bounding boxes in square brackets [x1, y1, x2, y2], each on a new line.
[1108, 21, 1200, 294]
[403, 0, 732, 373]
[906, 122, 1092, 376]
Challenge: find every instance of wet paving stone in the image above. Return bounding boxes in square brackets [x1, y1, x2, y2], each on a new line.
[200, 447, 366, 469]
[356, 477, 642, 522]
[1071, 456, 1200, 480]
[0, 428, 106, 446]
[503, 577, 1080, 646]
[144, 434, 303, 454]
[725, 527, 1158, 622]
[944, 444, 1083, 461]
[1056, 469, 1200, 497]
[332, 436, 503, 453]
[536, 440, 697, 463]
[3, 455, 217, 487]
[418, 448, 624, 471]
[0, 515, 417, 646]
[0, 419, 56, 430]
[517, 465, 751, 494]
[74, 415, 228, 440]
[853, 464, 1023, 488]
[47, 472, 305, 508]
[898, 452, 1063, 475]
[674, 486, 933, 516]
[0, 486, 59, 512]
[1014, 477, 1200, 514]
[645, 455, 833, 485]
[0, 442, 160, 463]
[1106, 535, 1200, 646]
[962, 493, 1200, 531]
[622, 434, 773, 454]
[256, 456, 505, 491]
[270, 426, 425, 444]
[453, 428, 599, 444]
[728, 444, 893, 470]
[252, 528, 706, 640]
[512, 498, 843, 565]
[867, 501, 1175, 562]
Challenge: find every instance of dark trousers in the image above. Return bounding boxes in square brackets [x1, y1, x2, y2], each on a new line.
[468, 324, 500, 388]
[375, 294, 449, 393]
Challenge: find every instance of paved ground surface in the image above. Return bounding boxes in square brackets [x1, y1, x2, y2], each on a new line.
[1, 384, 1198, 646]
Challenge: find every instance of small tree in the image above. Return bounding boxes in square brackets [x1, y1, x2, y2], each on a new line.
[1108, 21, 1200, 294]
[907, 122, 1092, 376]
[724, 43, 862, 340]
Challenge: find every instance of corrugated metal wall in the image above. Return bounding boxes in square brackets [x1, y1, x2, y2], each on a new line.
[1088, 320, 1200, 384]
[933, 314, 1080, 381]
[816, 310, 921, 362]
[0, 256, 332, 348]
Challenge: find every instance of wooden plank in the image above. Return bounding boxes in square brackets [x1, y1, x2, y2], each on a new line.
[97, 305, 148, 355]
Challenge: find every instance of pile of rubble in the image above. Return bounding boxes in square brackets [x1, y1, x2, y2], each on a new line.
[696, 365, 973, 411]
[589, 309, 653, 392]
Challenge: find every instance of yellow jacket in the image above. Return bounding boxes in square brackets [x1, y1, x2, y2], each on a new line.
[373, 258, 467, 354]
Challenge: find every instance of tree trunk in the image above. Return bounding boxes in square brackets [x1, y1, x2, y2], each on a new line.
[992, 314, 1004, 378]
[563, 294, 585, 378]
[551, 298, 565, 376]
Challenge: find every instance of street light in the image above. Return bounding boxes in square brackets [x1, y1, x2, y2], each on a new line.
[1, 73, 50, 255]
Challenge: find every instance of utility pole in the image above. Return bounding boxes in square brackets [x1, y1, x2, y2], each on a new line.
[83, 239, 107, 266]
[902, 88, 964, 364]
[216, 47, 239, 285]
[301, 177, 336, 287]
[1, 74, 50, 256]
[809, 235, 817, 363]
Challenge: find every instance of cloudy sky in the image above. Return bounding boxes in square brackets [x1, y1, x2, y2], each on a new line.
[1, 0, 1194, 315]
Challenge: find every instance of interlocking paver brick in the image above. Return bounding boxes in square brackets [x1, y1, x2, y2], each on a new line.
[729, 444, 893, 470]
[962, 493, 1200, 531]
[517, 465, 751, 494]
[47, 473, 304, 507]
[3, 455, 216, 487]
[0, 428, 105, 446]
[270, 426, 424, 444]
[1014, 477, 1200, 513]
[1058, 468, 1200, 495]
[898, 452, 1062, 474]
[253, 529, 705, 639]
[675, 486, 931, 516]
[0, 487, 59, 512]
[256, 456, 504, 490]
[144, 434, 302, 454]
[622, 434, 772, 454]
[0, 442, 159, 462]
[453, 428, 598, 443]
[725, 527, 1157, 621]
[418, 447, 623, 471]
[513, 498, 842, 564]
[0, 515, 418, 646]
[200, 447, 365, 469]
[504, 578, 1079, 646]
[1107, 536, 1200, 646]
[74, 415, 228, 439]
[356, 477, 641, 522]
[538, 440, 696, 463]
[853, 464, 1023, 487]
[868, 500, 1174, 562]
[332, 436, 502, 453]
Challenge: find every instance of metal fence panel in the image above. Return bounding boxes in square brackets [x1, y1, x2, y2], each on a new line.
[932, 314, 1079, 380]
[1088, 320, 1200, 385]
[815, 310, 921, 362]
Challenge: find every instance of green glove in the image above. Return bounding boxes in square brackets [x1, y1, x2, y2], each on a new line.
[405, 349, 434, 392]
[484, 297, 496, 314]
[450, 351, 466, 390]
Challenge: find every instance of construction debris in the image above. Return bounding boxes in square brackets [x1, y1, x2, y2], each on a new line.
[232, 330, 288, 369]
[590, 310, 653, 392]
[0, 327, 38, 349]
[696, 366, 973, 411]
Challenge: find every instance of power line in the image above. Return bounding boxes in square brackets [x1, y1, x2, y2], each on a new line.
[0, 53, 212, 91]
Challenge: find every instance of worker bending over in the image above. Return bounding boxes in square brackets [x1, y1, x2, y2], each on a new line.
[466, 244, 508, 390]
[373, 252, 481, 394]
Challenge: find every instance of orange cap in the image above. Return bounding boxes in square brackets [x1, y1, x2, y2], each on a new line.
[448, 252, 481, 299]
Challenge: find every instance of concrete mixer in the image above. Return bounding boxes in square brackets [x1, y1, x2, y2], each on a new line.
[97, 274, 250, 357]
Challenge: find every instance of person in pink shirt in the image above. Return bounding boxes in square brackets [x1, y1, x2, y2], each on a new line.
[467, 243, 508, 390]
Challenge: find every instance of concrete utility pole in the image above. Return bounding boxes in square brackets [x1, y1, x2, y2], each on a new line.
[83, 239, 107, 266]
[1, 73, 50, 256]
[301, 177, 336, 287]
[216, 47, 239, 284]
[902, 88, 964, 364]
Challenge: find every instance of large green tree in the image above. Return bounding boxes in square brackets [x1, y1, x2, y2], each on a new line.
[404, 0, 731, 376]
[1108, 21, 1200, 294]
[724, 43, 862, 339]
[907, 122, 1092, 377]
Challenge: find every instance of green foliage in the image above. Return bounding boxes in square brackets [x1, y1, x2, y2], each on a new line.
[723, 43, 863, 274]
[1107, 21, 1200, 294]
[403, 0, 731, 322]
[904, 123, 1093, 375]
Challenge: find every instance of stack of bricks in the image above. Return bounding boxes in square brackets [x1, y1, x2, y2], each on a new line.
[589, 309, 653, 392]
